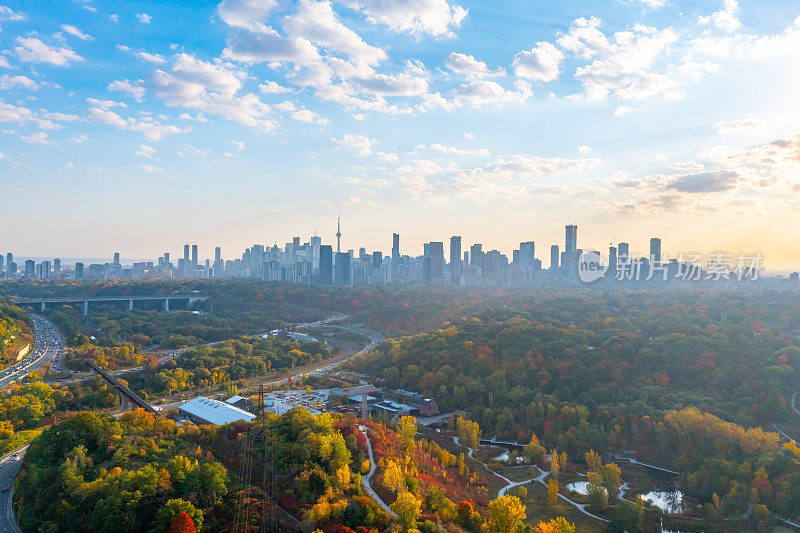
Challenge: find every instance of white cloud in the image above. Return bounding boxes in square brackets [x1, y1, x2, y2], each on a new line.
[69, 134, 88, 143]
[108, 79, 146, 102]
[445, 52, 504, 78]
[427, 143, 490, 156]
[139, 164, 163, 173]
[137, 13, 152, 24]
[332, 133, 377, 155]
[259, 80, 293, 93]
[284, 0, 387, 66]
[110, 14, 119, 22]
[21, 131, 52, 144]
[88, 107, 185, 140]
[452, 80, 532, 106]
[15, 37, 83, 66]
[223, 25, 320, 65]
[462, 131, 474, 139]
[135, 145, 156, 158]
[218, 0, 279, 30]
[614, 104, 636, 116]
[376, 151, 399, 162]
[340, 0, 467, 37]
[61, 24, 93, 41]
[86, 98, 128, 108]
[490, 154, 602, 178]
[291, 108, 328, 124]
[620, 0, 667, 8]
[342, 195, 377, 207]
[0, 74, 40, 90]
[513, 42, 564, 82]
[699, 0, 740, 33]
[232, 140, 245, 150]
[0, 100, 57, 129]
[136, 51, 167, 64]
[578, 145, 592, 154]
[0, 5, 25, 23]
[713, 115, 769, 135]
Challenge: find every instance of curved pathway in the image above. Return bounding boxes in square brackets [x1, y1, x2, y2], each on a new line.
[358, 425, 395, 517]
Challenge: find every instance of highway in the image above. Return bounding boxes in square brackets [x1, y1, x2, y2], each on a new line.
[0, 315, 63, 389]
[0, 447, 26, 533]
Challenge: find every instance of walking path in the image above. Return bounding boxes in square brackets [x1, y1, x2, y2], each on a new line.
[359, 425, 395, 517]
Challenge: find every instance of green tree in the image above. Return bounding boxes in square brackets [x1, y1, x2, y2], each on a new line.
[391, 491, 422, 530]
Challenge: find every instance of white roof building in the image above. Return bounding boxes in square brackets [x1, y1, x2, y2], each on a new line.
[179, 396, 256, 425]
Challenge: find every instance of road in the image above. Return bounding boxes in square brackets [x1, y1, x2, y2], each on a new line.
[792, 392, 799, 417]
[0, 315, 63, 389]
[0, 447, 26, 533]
[359, 425, 395, 516]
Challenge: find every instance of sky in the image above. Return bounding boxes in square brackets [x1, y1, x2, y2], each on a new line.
[1, 0, 800, 268]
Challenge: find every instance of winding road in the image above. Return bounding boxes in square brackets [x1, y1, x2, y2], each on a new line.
[0, 315, 62, 389]
[359, 425, 395, 516]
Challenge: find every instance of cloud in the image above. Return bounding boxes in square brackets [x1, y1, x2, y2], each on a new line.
[139, 164, 163, 173]
[69, 134, 88, 143]
[290, 108, 328, 124]
[135, 144, 156, 158]
[452, 80, 532, 106]
[284, 0, 387, 66]
[218, 0, 279, 30]
[427, 143, 491, 156]
[0, 5, 25, 23]
[713, 115, 768, 135]
[666, 169, 741, 193]
[87, 107, 185, 140]
[0, 74, 41, 90]
[462, 131, 473, 139]
[15, 37, 83, 65]
[223, 25, 320, 64]
[342, 195, 377, 207]
[61, 24, 93, 40]
[137, 51, 167, 64]
[137, 13, 152, 24]
[445, 52, 504, 78]
[699, 0, 740, 33]
[558, 17, 678, 100]
[614, 104, 636, 116]
[0, 100, 58, 129]
[108, 79, 146, 102]
[332, 133, 377, 155]
[490, 154, 602, 178]
[376, 151, 398, 162]
[340, 0, 467, 37]
[513, 42, 564, 82]
[578, 145, 592, 154]
[259, 80, 293, 93]
[21, 131, 52, 145]
[232, 140, 245, 150]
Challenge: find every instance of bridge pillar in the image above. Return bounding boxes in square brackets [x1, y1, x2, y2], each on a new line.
[128, 299, 134, 311]
[163, 297, 170, 313]
[120, 393, 129, 411]
[83, 300, 89, 317]
[40, 301, 46, 312]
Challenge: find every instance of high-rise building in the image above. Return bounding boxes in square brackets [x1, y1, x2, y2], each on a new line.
[53, 258, 61, 275]
[565, 225, 577, 253]
[608, 246, 617, 281]
[426, 241, 444, 282]
[391, 233, 400, 266]
[24, 260, 35, 278]
[550, 245, 560, 270]
[470, 243, 483, 268]
[449, 236, 462, 284]
[7, 262, 16, 277]
[372, 251, 383, 270]
[113, 252, 120, 265]
[75, 262, 84, 279]
[183, 244, 190, 262]
[164, 252, 170, 265]
[618, 242, 629, 263]
[215, 247, 221, 263]
[519, 241, 535, 269]
[6, 253, 12, 271]
[334, 252, 351, 285]
[191, 244, 198, 268]
[319, 245, 333, 285]
[0, 255, 3, 273]
[650, 238, 662, 266]
[310, 235, 322, 268]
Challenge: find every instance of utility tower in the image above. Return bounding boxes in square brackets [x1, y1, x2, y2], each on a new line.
[336, 214, 342, 253]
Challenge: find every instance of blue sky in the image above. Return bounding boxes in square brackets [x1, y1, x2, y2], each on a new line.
[2, 0, 800, 267]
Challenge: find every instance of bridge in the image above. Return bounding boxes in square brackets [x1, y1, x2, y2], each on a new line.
[85, 360, 162, 416]
[11, 294, 210, 316]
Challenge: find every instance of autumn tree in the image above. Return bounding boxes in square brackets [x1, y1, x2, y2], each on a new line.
[585, 449, 602, 472]
[391, 491, 422, 530]
[487, 494, 527, 533]
[456, 416, 481, 450]
[169, 511, 197, 533]
[547, 479, 559, 510]
[534, 516, 576, 533]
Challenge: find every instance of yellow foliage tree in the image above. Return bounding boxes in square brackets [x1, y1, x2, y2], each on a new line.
[487, 494, 527, 533]
[391, 491, 422, 530]
[534, 516, 576, 533]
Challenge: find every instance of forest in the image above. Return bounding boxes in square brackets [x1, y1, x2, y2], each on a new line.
[0, 298, 33, 369]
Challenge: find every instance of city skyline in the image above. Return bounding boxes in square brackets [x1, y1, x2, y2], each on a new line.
[2, 1, 800, 266]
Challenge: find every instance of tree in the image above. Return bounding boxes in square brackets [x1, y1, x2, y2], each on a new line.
[456, 417, 481, 450]
[534, 517, 575, 533]
[153, 499, 203, 532]
[547, 479, 559, 510]
[523, 434, 545, 463]
[391, 491, 422, 530]
[487, 494, 527, 533]
[586, 472, 608, 512]
[396, 416, 417, 452]
[607, 499, 644, 533]
[550, 451, 560, 477]
[585, 449, 602, 472]
[383, 459, 405, 493]
[600, 463, 621, 496]
[169, 512, 197, 533]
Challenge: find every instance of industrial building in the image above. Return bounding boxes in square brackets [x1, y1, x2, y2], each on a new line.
[178, 396, 255, 425]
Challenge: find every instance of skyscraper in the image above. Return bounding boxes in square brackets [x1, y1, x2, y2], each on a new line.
[319, 245, 333, 285]
[113, 252, 120, 265]
[53, 258, 61, 275]
[334, 252, 351, 285]
[426, 241, 444, 282]
[191, 244, 198, 268]
[550, 245, 560, 270]
[519, 241, 535, 269]
[24, 260, 34, 278]
[391, 233, 400, 266]
[449, 236, 462, 284]
[372, 251, 383, 270]
[618, 242, 629, 263]
[608, 246, 617, 281]
[183, 244, 190, 262]
[650, 238, 662, 266]
[470, 243, 483, 268]
[0, 255, 4, 273]
[565, 225, 577, 253]
[215, 247, 221, 263]
[75, 262, 84, 279]
[6, 253, 12, 271]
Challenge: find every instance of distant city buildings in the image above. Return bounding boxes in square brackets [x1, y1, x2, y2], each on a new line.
[0, 220, 790, 287]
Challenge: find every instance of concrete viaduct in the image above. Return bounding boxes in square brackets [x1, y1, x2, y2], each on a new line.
[11, 294, 209, 316]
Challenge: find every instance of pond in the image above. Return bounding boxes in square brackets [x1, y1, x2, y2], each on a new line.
[566, 481, 607, 496]
[642, 490, 684, 514]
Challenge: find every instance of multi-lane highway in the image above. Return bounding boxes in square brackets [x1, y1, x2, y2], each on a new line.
[0, 315, 63, 389]
[0, 447, 26, 533]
